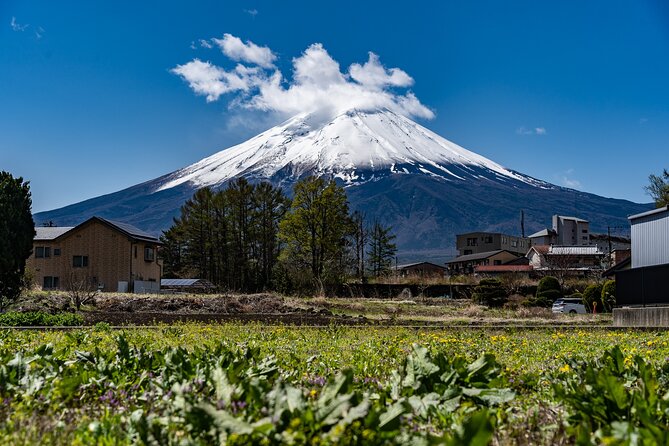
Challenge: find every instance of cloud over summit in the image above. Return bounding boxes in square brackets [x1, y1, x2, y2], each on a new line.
[171, 35, 433, 120]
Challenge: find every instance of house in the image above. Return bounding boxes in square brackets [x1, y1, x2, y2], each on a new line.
[446, 250, 520, 275]
[616, 205, 669, 306]
[27, 216, 162, 293]
[395, 262, 447, 277]
[456, 232, 529, 256]
[526, 245, 605, 274]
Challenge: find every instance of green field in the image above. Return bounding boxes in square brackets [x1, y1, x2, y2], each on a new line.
[1, 324, 668, 445]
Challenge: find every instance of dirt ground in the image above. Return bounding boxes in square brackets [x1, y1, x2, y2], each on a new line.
[13, 291, 610, 326]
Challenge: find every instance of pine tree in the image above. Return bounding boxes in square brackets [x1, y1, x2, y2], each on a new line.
[0, 172, 35, 308]
[351, 211, 368, 282]
[367, 221, 397, 278]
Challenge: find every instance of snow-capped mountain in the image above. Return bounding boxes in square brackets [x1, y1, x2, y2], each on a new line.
[155, 109, 548, 192]
[35, 109, 650, 262]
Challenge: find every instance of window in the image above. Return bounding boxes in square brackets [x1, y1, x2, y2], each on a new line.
[511, 240, 518, 247]
[502, 237, 507, 243]
[35, 247, 51, 258]
[144, 246, 155, 262]
[464, 250, 472, 255]
[582, 236, 588, 240]
[484, 236, 493, 244]
[53, 248, 61, 256]
[582, 229, 588, 233]
[73, 255, 88, 267]
[493, 260, 502, 265]
[466, 237, 478, 246]
[43, 276, 59, 289]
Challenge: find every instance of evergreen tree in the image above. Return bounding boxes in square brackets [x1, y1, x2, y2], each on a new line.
[645, 168, 669, 208]
[367, 221, 397, 278]
[278, 177, 353, 291]
[0, 172, 35, 308]
[252, 182, 289, 288]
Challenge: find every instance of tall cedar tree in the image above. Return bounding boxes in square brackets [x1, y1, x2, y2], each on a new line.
[0, 172, 35, 308]
[278, 177, 353, 290]
[645, 169, 669, 208]
[367, 220, 397, 278]
[160, 179, 287, 291]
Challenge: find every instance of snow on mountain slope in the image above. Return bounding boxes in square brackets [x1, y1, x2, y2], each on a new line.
[156, 109, 551, 192]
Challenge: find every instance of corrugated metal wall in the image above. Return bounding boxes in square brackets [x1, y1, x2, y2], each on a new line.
[631, 210, 669, 268]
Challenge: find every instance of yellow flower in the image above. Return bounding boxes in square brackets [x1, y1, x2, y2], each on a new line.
[559, 364, 571, 373]
[309, 389, 317, 398]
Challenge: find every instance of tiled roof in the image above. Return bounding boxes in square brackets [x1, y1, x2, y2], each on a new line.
[475, 265, 533, 272]
[549, 246, 603, 256]
[34, 226, 74, 240]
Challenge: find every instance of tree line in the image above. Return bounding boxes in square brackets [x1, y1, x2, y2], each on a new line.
[160, 176, 397, 294]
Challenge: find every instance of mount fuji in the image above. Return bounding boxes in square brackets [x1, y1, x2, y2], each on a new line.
[35, 109, 650, 262]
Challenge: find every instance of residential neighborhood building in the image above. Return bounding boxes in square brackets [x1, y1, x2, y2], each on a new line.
[27, 216, 162, 293]
[394, 262, 447, 277]
[446, 250, 520, 275]
[526, 245, 605, 274]
[161, 278, 215, 293]
[474, 264, 534, 278]
[529, 215, 590, 247]
[616, 205, 669, 306]
[456, 232, 529, 256]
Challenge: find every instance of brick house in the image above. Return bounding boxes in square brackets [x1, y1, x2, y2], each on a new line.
[27, 216, 162, 293]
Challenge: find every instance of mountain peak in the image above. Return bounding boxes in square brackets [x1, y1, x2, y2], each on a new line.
[156, 108, 550, 192]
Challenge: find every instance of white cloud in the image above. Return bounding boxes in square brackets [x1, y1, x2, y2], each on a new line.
[35, 26, 44, 39]
[212, 34, 276, 68]
[199, 39, 213, 49]
[559, 169, 581, 189]
[349, 52, 413, 89]
[170, 59, 261, 102]
[516, 126, 547, 136]
[244, 9, 258, 17]
[172, 36, 434, 121]
[10, 17, 28, 32]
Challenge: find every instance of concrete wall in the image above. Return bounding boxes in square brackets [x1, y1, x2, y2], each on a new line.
[614, 307, 669, 327]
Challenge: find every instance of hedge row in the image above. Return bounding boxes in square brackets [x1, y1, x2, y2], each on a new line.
[0, 311, 84, 326]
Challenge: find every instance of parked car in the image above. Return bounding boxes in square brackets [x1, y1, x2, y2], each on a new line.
[552, 297, 587, 314]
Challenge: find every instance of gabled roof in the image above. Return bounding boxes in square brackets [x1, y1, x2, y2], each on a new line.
[527, 245, 550, 255]
[549, 246, 603, 256]
[34, 226, 74, 241]
[34, 216, 161, 244]
[95, 217, 161, 244]
[528, 228, 556, 238]
[446, 250, 515, 264]
[396, 262, 446, 270]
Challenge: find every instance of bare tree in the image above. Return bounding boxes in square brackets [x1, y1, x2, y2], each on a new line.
[66, 272, 98, 311]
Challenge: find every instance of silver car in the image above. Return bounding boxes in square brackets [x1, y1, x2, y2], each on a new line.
[552, 297, 587, 314]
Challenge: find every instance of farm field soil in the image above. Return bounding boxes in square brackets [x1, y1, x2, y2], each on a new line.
[1, 324, 668, 444]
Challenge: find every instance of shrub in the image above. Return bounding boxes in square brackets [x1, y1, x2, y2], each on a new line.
[0, 311, 83, 326]
[537, 276, 560, 295]
[535, 276, 561, 304]
[582, 283, 604, 313]
[601, 280, 616, 312]
[473, 278, 507, 307]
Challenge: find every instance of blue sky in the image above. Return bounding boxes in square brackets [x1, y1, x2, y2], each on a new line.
[2, 0, 668, 212]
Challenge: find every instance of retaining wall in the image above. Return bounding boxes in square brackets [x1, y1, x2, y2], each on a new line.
[613, 307, 669, 327]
